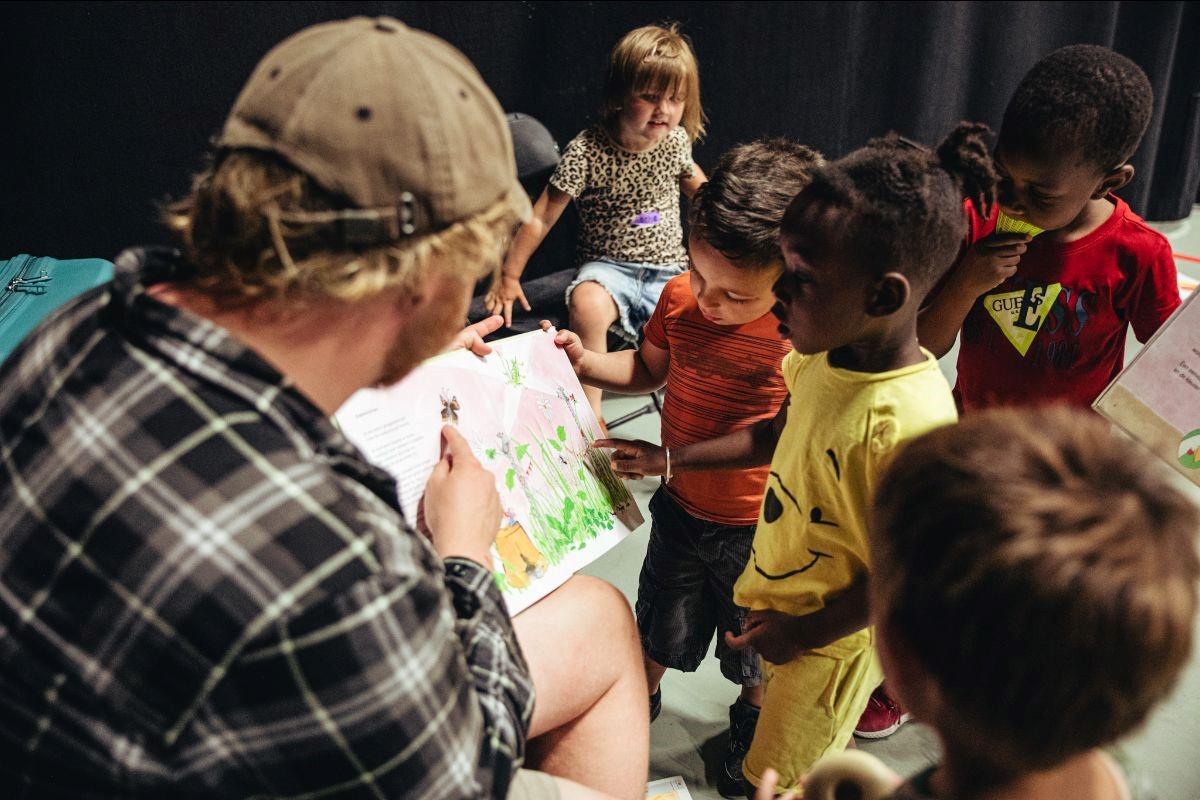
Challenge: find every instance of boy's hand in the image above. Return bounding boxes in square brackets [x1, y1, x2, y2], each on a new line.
[485, 275, 531, 328]
[726, 609, 812, 665]
[592, 438, 666, 480]
[538, 320, 587, 369]
[954, 232, 1030, 295]
[447, 315, 504, 356]
[421, 427, 501, 569]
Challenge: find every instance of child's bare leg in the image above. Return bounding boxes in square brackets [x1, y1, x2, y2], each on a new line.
[568, 281, 619, 421]
[739, 682, 763, 707]
[514, 575, 648, 800]
[644, 653, 668, 695]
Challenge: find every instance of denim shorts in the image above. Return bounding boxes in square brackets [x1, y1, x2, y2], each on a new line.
[635, 487, 762, 687]
[565, 258, 685, 345]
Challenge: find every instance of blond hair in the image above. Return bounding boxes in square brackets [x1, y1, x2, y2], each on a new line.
[163, 150, 520, 308]
[602, 23, 705, 142]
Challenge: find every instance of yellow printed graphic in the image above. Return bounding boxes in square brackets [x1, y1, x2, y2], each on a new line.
[995, 211, 1045, 238]
[984, 283, 1062, 356]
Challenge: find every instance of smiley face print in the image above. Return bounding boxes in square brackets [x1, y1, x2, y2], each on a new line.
[750, 448, 843, 581]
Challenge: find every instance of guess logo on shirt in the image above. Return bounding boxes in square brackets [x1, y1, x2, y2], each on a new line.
[631, 211, 661, 227]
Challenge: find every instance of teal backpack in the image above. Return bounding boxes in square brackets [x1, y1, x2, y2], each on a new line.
[0, 254, 114, 364]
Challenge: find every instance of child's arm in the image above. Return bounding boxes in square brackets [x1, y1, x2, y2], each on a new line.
[542, 321, 669, 394]
[917, 232, 1030, 357]
[724, 576, 869, 664]
[486, 185, 572, 327]
[1127, 238, 1183, 344]
[595, 396, 789, 479]
[679, 162, 707, 199]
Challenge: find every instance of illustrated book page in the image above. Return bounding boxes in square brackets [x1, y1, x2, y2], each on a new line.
[1094, 290, 1200, 486]
[335, 329, 643, 613]
[646, 776, 694, 800]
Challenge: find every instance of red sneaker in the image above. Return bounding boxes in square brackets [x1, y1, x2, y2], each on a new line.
[853, 685, 911, 739]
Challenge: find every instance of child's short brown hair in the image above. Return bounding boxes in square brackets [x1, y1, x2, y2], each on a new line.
[689, 138, 823, 269]
[871, 407, 1199, 774]
[602, 23, 705, 142]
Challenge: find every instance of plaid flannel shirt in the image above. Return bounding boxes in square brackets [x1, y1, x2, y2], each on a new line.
[0, 247, 534, 798]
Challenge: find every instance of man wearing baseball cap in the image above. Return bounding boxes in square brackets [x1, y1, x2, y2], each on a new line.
[0, 18, 646, 799]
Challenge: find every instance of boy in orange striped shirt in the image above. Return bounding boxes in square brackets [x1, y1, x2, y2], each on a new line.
[544, 139, 822, 797]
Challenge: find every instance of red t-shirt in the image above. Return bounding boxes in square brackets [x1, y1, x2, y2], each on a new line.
[951, 195, 1180, 411]
[643, 272, 792, 524]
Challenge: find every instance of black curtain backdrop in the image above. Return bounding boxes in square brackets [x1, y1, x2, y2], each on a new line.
[3, 1, 1198, 278]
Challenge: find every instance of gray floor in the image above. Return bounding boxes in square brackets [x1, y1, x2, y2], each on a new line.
[580, 206, 1200, 800]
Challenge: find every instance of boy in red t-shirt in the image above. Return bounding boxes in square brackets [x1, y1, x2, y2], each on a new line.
[919, 45, 1180, 411]
[543, 139, 822, 798]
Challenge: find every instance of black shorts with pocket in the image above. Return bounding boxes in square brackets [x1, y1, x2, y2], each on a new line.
[635, 486, 762, 686]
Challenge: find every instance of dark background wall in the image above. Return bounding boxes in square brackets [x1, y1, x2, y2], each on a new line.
[3, 1, 1198, 280]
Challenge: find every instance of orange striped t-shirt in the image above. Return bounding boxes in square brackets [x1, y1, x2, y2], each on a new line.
[643, 272, 792, 524]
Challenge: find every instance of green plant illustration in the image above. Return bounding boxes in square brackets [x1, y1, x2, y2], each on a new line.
[483, 413, 627, 590]
[556, 386, 634, 511]
[493, 570, 511, 593]
[498, 354, 526, 387]
[520, 422, 617, 561]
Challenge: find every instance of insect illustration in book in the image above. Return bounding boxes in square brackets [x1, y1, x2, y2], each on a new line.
[439, 389, 461, 426]
[495, 508, 549, 590]
[556, 386, 634, 511]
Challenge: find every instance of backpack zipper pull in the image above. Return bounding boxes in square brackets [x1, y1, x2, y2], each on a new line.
[7, 274, 51, 294]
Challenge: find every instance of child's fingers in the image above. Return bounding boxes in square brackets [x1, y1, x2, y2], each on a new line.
[724, 628, 755, 651]
[743, 609, 770, 629]
[592, 438, 637, 455]
[502, 302, 514, 328]
[519, 292, 532, 312]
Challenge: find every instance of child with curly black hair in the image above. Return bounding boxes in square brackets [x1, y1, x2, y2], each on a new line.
[919, 44, 1181, 411]
[603, 121, 997, 795]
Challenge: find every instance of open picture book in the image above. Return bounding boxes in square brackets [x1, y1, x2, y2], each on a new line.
[335, 329, 643, 614]
[645, 776, 694, 800]
[1095, 290, 1200, 487]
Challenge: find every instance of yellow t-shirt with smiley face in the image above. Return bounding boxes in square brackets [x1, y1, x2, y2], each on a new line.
[733, 349, 957, 618]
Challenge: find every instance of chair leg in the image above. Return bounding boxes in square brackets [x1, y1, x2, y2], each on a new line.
[605, 391, 662, 431]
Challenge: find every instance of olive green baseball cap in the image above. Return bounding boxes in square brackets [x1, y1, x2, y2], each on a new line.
[219, 16, 530, 243]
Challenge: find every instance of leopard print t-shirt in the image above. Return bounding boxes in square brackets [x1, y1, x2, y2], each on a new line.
[549, 124, 694, 267]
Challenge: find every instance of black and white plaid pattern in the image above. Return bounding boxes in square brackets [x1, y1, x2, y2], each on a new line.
[0, 247, 534, 798]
